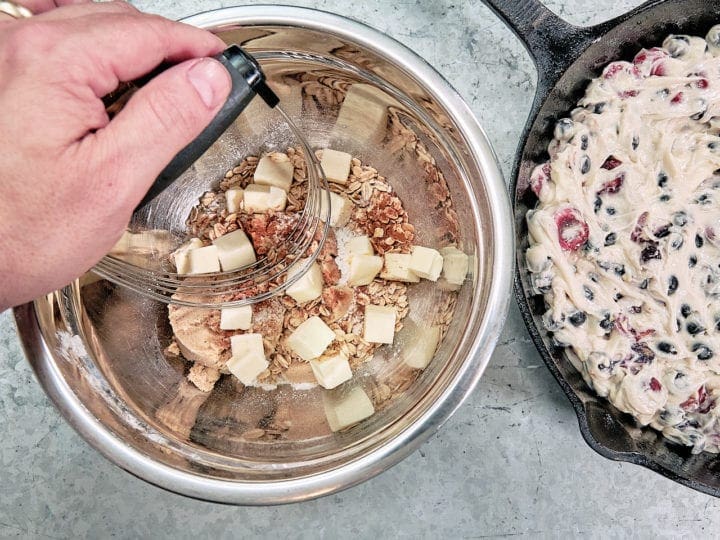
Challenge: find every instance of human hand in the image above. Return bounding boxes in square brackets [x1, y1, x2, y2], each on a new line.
[0, 1, 231, 310]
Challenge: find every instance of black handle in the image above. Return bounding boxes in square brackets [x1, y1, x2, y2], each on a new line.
[483, 0, 602, 96]
[130, 45, 278, 211]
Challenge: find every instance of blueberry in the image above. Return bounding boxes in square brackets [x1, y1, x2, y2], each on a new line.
[594, 196, 602, 213]
[631, 342, 655, 363]
[581, 156, 591, 174]
[689, 255, 698, 268]
[658, 341, 677, 354]
[660, 194, 671, 202]
[693, 343, 714, 360]
[615, 265, 626, 276]
[593, 102, 607, 114]
[604, 232, 616, 246]
[632, 135, 640, 150]
[668, 275, 679, 295]
[554, 118, 574, 140]
[691, 99, 707, 121]
[543, 313, 564, 331]
[641, 244, 661, 262]
[666, 35, 690, 57]
[614, 292, 624, 300]
[569, 311, 587, 326]
[654, 225, 671, 238]
[657, 172, 669, 188]
[696, 234, 704, 248]
[681, 304, 692, 318]
[583, 286, 594, 301]
[599, 314, 613, 331]
[670, 234, 684, 250]
[580, 134, 589, 150]
[639, 278, 649, 289]
[707, 26, 720, 48]
[673, 211, 688, 227]
[687, 321, 704, 335]
[606, 207, 616, 216]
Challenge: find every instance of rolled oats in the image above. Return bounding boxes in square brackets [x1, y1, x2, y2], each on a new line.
[172, 95, 461, 420]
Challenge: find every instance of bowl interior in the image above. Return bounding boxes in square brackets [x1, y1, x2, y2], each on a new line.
[34, 17, 502, 491]
[513, 0, 720, 495]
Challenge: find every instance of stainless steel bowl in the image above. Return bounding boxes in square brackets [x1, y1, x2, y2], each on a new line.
[13, 6, 513, 504]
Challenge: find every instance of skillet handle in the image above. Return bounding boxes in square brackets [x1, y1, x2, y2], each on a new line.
[483, 0, 601, 96]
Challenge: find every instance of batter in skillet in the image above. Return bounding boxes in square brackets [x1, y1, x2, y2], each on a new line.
[526, 25, 720, 453]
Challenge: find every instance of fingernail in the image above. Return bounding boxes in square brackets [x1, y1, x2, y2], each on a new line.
[187, 58, 229, 109]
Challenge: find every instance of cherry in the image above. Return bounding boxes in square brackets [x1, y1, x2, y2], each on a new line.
[554, 208, 589, 251]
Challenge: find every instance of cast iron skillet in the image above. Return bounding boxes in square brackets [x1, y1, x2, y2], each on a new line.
[485, 0, 720, 496]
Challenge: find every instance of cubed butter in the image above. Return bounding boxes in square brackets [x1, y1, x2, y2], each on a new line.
[213, 229, 256, 271]
[242, 184, 287, 213]
[78, 271, 103, 288]
[323, 386, 375, 432]
[111, 230, 175, 265]
[254, 154, 294, 191]
[347, 254, 382, 286]
[381, 253, 420, 283]
[110, 230, 135, 255]
[220, 305, 253, 331]
[320, 149, 352, 185]
[173, 238, 204, 274]
[363, 304, 396, 344]
[331, 84, 390, 145]
[437, 278, 461, 292]
[183, 244, 221, 275]
[310, 351, 353, 389]
[348, 235, 373, 256]
[286, 260, 323, 304]
[402, 323, 442, 369]
[286, 316, 336, 361]
[440, 246, 469, 286]
[409, 246, 443, 281]
[227, 333, 268, 385]
[111, 230, 158, 254]
[225, 188, 244, 213]
[319, 189, 353, 227]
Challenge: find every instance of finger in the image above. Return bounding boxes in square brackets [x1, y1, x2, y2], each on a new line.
[0, 1, 131, 24]
[86, 57, 231, 209]
[61, 12, 226, 96]
[13, 0, 90, 14]
[33, 0, 136, 20]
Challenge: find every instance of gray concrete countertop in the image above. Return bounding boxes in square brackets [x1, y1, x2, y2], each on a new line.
[2, 0, 720, 537]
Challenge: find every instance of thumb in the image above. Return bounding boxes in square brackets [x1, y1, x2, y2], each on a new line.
[98, 57, 231, 203]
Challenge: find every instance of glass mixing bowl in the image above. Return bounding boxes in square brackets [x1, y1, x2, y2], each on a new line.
[14, 6, 512, 503]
